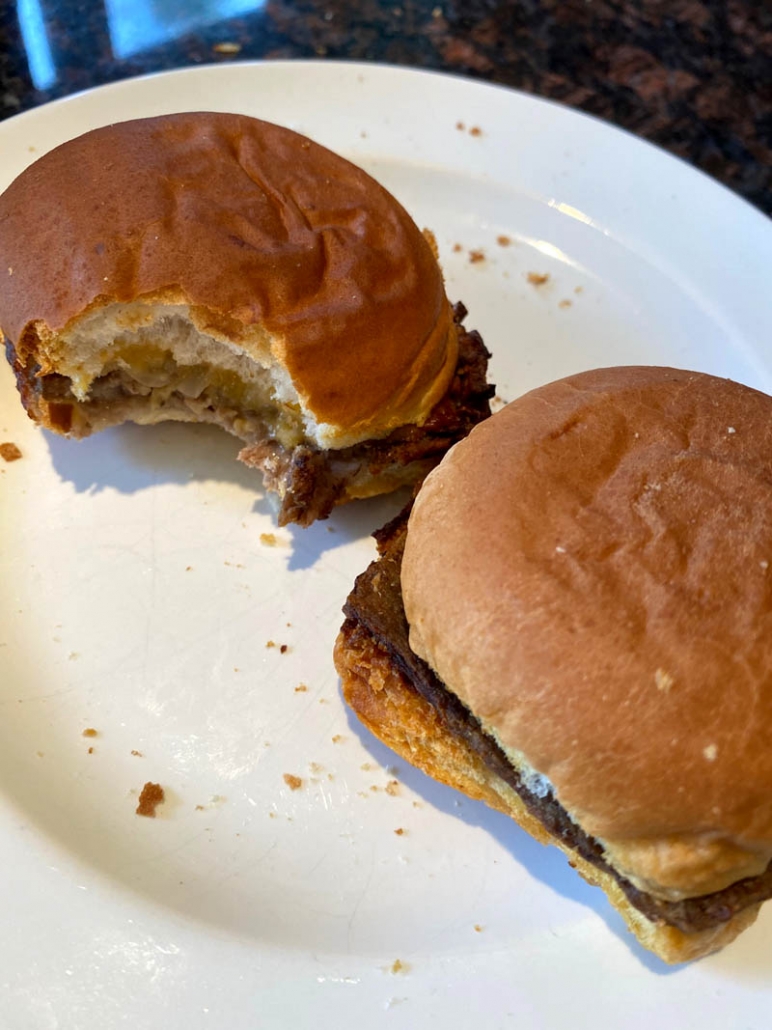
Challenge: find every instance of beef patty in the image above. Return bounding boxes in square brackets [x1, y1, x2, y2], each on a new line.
[339, 511, 772, 935]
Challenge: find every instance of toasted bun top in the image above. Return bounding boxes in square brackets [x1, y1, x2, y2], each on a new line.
[0, 112, 455, 445]
[403, 366, 772, 898]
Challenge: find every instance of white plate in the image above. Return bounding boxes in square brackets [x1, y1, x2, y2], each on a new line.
[1, 61, 771, 1030]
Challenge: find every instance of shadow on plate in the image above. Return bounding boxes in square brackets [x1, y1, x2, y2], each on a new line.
[45, 420, 410, 569]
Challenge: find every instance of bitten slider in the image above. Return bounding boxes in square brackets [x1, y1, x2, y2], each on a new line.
[0, 112, 492, 525]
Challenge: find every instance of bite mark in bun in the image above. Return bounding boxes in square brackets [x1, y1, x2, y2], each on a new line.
[336, 365, 772, 962]
[0, 113, 492, 524]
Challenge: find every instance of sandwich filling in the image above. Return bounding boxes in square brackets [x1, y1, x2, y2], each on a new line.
[338, 512, 772, 935]
[5, 303, 492, 526]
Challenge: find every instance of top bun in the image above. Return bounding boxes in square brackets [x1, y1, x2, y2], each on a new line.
[402, 365, 772, 901]
[0, 112, 456, 448]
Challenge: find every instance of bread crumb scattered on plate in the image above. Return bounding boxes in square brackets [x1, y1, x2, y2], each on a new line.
[136, 782, 165, 817]
[82, 728, 98, 738]
[469, 249, 485, 264]
[527, 271, 550, 286]
[260, 532, 277, 546]
[0, 442, 22, 462]
[283, 773, 303, 791]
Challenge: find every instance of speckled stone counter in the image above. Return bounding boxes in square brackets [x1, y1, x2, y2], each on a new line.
[0, 0, 770, 214]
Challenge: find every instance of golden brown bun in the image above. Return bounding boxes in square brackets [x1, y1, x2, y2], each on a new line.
[0, 112, 456, 448]
[334, 622, 761, 964]
[402, 366, 772, 901]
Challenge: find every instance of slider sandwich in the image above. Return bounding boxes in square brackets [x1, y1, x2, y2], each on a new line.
[336, 365, 772, 962]
[0, 112, 492, 525]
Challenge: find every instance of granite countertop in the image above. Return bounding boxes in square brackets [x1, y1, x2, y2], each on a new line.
[0, 0, 770, 215]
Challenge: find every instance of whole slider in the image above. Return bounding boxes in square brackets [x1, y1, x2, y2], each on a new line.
[336, 365, 772, 962]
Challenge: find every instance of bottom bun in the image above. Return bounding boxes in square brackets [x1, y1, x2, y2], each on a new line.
[334, 622, 760, 963]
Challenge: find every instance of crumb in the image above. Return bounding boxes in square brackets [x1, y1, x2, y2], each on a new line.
[496, 235, 512, 246]
[0, 443, 22, 462]
[223, 561, 244, 568]
[36, 751, 43, 758]
[360, 130, 368, 138]
[327, 772, 335, 781]
[558, 299, 572, 309]
[185, 566, 192, 571]
[131, 749, 143, 757]
[468, 249, 485, 264]
[412, 801, 422, 808]
[266, 640, 276, 648]
[309, 762, 324, 774]
[82, 728, 98, 738]
[87, 746, 94, 754]
[727, 426, 736, 435]
[474, 924, 483, 932]
[280, 644, 288, 654]
[370, 784, 380, 792]
[394, 828, 406, 836]
[318, 697, 329, 704]
[385, 779, 400, 796]
[331, 734, 344, 743]
[269, 811, 277, 818]
[456, 121, 465, 131]
[260, 533, 277, 546]
[574, 285, 583, 294]
[283, 773, 303, 791]
[136, 782, 165, 817]
[469, 126, 482, 137]
[452, 242, 463, 253]
[361, 763, 373, 771]
[390, 959, 409, 975]
[195, 804, 205, 811]
[233, 667, 239, 673]
[527, 272, 550, 286]
[68, 652, 79, 661]
[326, 526, 335, 533]
[295, 684, 308, 693]
[213, 41, 242, 53]
[704, 744, 718, 762]
[286, 622, 292, 627]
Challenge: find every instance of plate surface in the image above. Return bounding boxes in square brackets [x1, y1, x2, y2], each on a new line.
[1, 61, 771, 1030]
